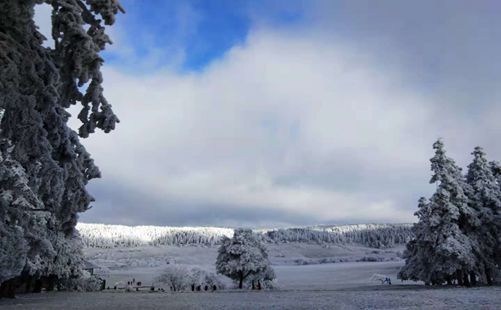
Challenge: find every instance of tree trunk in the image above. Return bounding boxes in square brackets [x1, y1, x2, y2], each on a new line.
[46, 281, 55, 291]
[25, 276, 35, 293]
[469, 272, 477, 286]
[239, 275, 244, 289]
[33, 279, 42, 293]
[0, 279, 16, 298]
[457, 270, 464, 286]
[463, 272, 470, 287]
[485, 267, 493, 286]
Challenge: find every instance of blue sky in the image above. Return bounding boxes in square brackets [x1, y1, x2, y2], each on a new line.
[103, 0, 305, 72]
[34, 1, 501, 227]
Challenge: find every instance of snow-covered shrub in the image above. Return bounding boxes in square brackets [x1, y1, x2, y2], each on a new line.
[155, 265, 225, 291]
[245, 265, 276, 289]
[216, 229, 276, 289]
[155, 265, 190, 291]
[189, 267, 225, 290]
[357, 256, 381, 262]
[59, 270, 103, 292]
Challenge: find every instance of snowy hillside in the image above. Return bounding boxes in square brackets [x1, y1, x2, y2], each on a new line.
[76, 223, 234, 248]
[77, 223, 413, 249]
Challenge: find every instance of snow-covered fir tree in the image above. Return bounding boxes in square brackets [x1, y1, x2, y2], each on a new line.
[466, 147, 501, 285]
[0, 0, 122, 295]
[398, 197, 435, 284]
[490, 160, 501, 267]
[399, 140, 479, 285]
[216, 229, 275, 289]
[0, 142, 32, 295]
[491, 161, 501, 184]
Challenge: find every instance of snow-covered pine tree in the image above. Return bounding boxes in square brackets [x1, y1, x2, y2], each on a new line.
[399, 197, 436, 284]
[216, 229, 275, 289]
[399, 140, 478, 285]
[491, 161, 501, 183]
[0, 141, 32, 297]
[0, 0, 122, 295]
[490, 161, 501, 270]
[0, 139, 59, 297]
[466, 147, 501, 285]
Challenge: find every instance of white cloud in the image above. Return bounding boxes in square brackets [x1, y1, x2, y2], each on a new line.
[75, 28, 454, 225]
[33, 2, 501, 226]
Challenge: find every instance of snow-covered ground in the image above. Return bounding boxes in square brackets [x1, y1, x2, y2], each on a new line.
[83, 244, 404, 290]
[2, 262, 500, 309]
[2, 229, 499, 309]
[83, 243, 404, 270]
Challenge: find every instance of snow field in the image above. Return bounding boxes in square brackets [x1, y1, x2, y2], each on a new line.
[2, 265, 500, 309]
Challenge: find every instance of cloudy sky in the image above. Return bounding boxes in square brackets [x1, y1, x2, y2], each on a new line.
[36, 0, 501, 227]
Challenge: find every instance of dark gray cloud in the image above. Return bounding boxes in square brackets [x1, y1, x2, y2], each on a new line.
[80, 180, 326, 228]
[308, 0, 501, 108]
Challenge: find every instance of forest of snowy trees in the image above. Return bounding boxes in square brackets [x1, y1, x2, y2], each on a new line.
[0, 0, 122, 297]
[76, 223, 413, 249]
[263, 224, 413, 248]
[399, 140, 501, 286]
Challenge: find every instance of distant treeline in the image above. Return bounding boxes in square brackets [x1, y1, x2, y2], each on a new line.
[77, 223, 413, 249]
[262, 224, 414, 248]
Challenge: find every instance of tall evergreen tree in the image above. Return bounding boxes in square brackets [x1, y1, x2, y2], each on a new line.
[399, 140, 478, 285]
[490, 161, 501, 268]
[0, 0, 122, 294]
[466, 147, 501, 284]
[491, 161, 501, 183]
[399, 197, 436, 284]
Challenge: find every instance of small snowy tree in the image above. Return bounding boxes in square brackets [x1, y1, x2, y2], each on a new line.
[216, 229, 275, 289]
[155, 265, 225, 291]
[466, 147, 501, 285]
[155, 265, 191, 291]
[189, 266, 225, 290]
